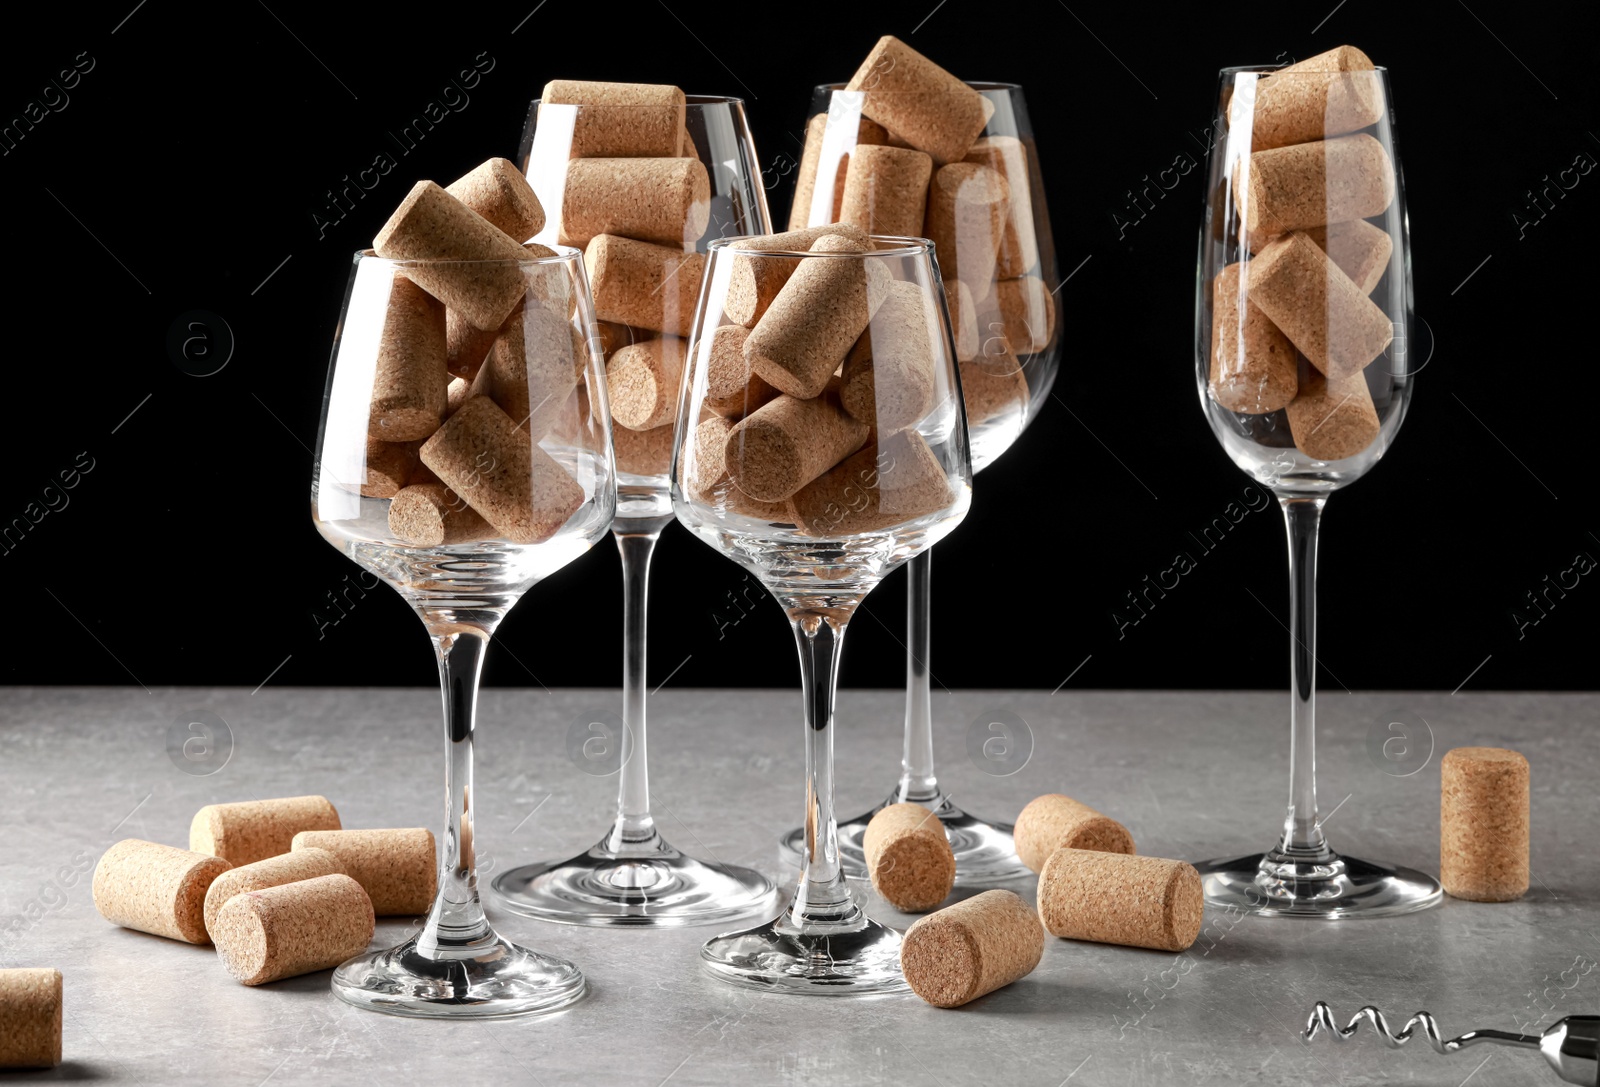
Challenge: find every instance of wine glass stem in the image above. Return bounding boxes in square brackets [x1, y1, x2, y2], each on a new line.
[790, 611, 858, 924]
[609, 528, 660, 849]
[1279, 496, 1331, 860]
[897, 550, 940, 804]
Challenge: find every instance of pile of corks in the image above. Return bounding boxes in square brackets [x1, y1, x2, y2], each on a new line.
[1210, 45, 1398, 462]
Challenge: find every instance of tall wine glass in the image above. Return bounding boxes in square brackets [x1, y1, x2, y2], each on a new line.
[781, 81, 1061, 882]
[1192, 57, 1439, 916]
[675, 236, 972, 993]
[492, 93, 778, 925]
[312, 247, 617, 1015]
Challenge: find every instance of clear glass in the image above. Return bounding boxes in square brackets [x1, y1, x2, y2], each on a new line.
[492, 95, 778, 925]
[781, 81, 1062, 882]
[674, 237, 973, 992]
[1190, 64, 1440, 916]
[311, 247, 616, 1015]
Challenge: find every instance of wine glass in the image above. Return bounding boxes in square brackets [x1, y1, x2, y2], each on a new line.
[674, 235, 973, 993]
[1191, 54, 1439, 916]
[492, 93, 778, 925]
[781, 80, 1061, 882]
[311, 246, 617, 1014]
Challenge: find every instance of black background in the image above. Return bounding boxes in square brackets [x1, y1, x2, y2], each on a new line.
[3, 2, 1596, 693]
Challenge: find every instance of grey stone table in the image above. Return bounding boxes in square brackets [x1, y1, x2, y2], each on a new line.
[1, 688, 1594, 1086]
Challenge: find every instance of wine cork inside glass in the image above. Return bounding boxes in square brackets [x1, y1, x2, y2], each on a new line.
[844, 35, 994, 165]
[724, 379, 870, 502]
[704, 324, 781, 420]
[787, 113, 888, 230]
[963, 136, 1039, 278]
[1210, 262, 1297, 415]
[839, 279, 938, 433]
[368, 276, 447, 441]
[444, 157, 545, 243]
[389, 482, 495, 546]
[1246, 219, 1392, 295]
[607, 337, 687, 431]
[1236, 133, 1395, 238]
[469, 300, 577, 438]
[926, 163, 1009, 304]
[559, 157, 711, 248]
[1246, 231, 1393, 379]
[838, 144, 934, 238]
[789, 430, 953, 537]
[1244, 45, 1385, 152]
[1285, 370, 1380, 461]
[724, 224, 870, 328]
[584, 234, 706, 337]
[540, 80, 686, 159]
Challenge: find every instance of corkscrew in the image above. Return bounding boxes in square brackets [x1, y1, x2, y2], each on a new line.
[1304, 1002, 1600, 1085]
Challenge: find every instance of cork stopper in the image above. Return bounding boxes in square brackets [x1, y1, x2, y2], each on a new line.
[613, 421, 675, 476]
[787, 113, 888, 230]
[1441, 747, 1530, 902]
[291, 828, 437, 916]
[190, 796, 341, 868]
[790, 430, 954, 538]
[864, 802, 956, 913]
[584, 234, 706, 337]
[446, 308, 498, 381]
[1246, 219, 1393, 295]
[723, 224, 871, 329]
[839, 144, 934, 238]
[540, 80, 686, 159]
[1237, 133, 1396, 238]
[900, 891, 1044, 1008]
[947, 279, 979, 362]
[963, 136, 1039, 278]
[990, 276, 1055, 356]
[704, 324, 781, 420]
[926, 163, 1009, 304]
[1245, 45, 1385, 152]
[1210, 262, 1298, 414]
[0, 968, 62, 1068]
[1285, 370, 1379, 461]
[202, 846, 345, 939]
[359, 438, 420, 498]
[93, 839, 232, 944]
[839, 279, 938, 433]
[684, 415, 796, 520]
[368, 276, 447, 441]
[1247, 231, 1392, 379]
[958, 345, 1029, 425]
[844, 36, 994, 165]
[559, 157, 711, 248]
[444, 157, 545, 243]
[212, 874, 375, 986]
[1038, 848, 1203, 952]
[607, 336, 687, 430]
[1014, 794, 1135, 873]
[468, 300, 577, 437]
[724, 379, 871, 502]
[388, 482, 494, 546]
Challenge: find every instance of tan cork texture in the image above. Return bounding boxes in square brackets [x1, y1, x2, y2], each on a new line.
[190, 796, 340, 869]
[1038, 848, 1203, 952]
[613, 421, 675, 476]
[213, 874, 375, 986]
[373, 180, 531, 332]
[958, 346, 1029, 425]
[444, 376, 472, 420]
[368, 276, 447, 441]
[1248, 232, 1393, 379]
[584, 234, 706, 337]
[1441, 746, 1530, 902]
[1014, 795, 1136, 873]
[559, 157, 711, 248]
[746, 234, 888, 400]
[863, 802, 956, 913]
[790, 430, 953, 537]
[704, 324, 781, 420]
[388, 482, 494, 546]
[840, 280, 938, 433]
[1285, 370, 1379, 461]
[419, 396, 584, 544]
[1248, 219, 1393, 295]
[0, 968, 61, 1068]
[292, 829, 437, 916]
[607, 336, 687, 430]
[359, 438, 420, 498]
[724, 379, 871, 502]
[787, 113, 888, 230]
[845, 36, 993, 165]
[202, 847, 345, 939]
[926, 163, 1009, 304]
[446, 307, 499, 381]
[724, 224, 870, 328]
[469, 300, 576, 437]
[991, 276, 1055, 355]
[445, 158, 545, 243]
[839, 145, 934, 238]
[964, 136, 1039, 278]
[1210, 262, 1298, 415]
[93, 839, 232, 945]
[947, 279, 979, 362]
[540, 80, 685, 159]
[1247, 45, 1385, 152]
[684, 415, 794, 520]
[1237, 133, 1395, 238]
[901, 890, 1043, 1008]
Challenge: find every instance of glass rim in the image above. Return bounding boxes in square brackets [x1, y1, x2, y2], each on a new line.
[351, 244, 583, 267]
[1219, 64, 1389, 75]
[531, 93, 746, 108]
[708, 234, 933, 259]
[815, 80, 1022, 93]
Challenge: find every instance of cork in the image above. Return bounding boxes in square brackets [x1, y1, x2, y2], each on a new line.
[373, 180, 532, 331]
[367, 276, 447, 441]
[926, 163, 1009, 303]
[1237, 133, 1396, 238]
[745, 234, 888, 400]
[789, 430, 954, 536]
[1247, 219, 1393, 295]
[724, 224, 871, 329]
[444, 157, 545, 243]
[613, 421, 675, 476]
[1038, 848, 1203, 952]
[1247, 232, 1393, 378]
[445, 307, 499, 381]
[901, 891, 1043, 1009]
[839, 144, 934, 237]
[291, 828, 437, 916]
[1014, 795, 1136, 873]
[958, 346, 1029, 425]
[787, 112, 889, 230]
[360, 437, 420, 498]
[190, 796, 341, 868]
[596, 320, 646, 358]
[469, 300, 576, 437]
[684, 415, 796, 520]
[844, 36, 994, 165]
[212, 874, 375, 986]
[724, 379, 871, 502]
[1441, 747, 1530, 903]
[540, 80, 685, 159]
[584, 233, 706, 337]
[947, 278, 979, 362]
[839, 279, 937, 432]
[444, 375, 472, 420]
[992, 275, 1055, 355]
[1247, 45, 1385, 152]
[863, 802, 956, 912]
[1285, 370, 1379, 461]
[559, 157, 711, 248]
[202, 847, 345, 939]
[0, 968, 61, 1068]
[388, 482, 495, 546]
[92, 839, 232, 945]
[704, 324, 781, 419]
[607, 336, 687, 430]
[963, 136, 1039, 278]
[419, 396, 585, 544]
[1210, 262, 1297, 414]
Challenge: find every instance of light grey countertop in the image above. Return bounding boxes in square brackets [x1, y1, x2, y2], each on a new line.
[1, 687, 1594, 1085]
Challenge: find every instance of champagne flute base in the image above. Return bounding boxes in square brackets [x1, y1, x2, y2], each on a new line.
[700, 913, 911, 995]
[331, 932, 585, 1019]
[780, 795, 1032, 884]
[1194, 851, 1442, 919]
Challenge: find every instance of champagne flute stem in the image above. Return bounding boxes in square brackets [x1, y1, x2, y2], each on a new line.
[609, 528, 660, 850]
[897, 550, 940, 804]
[790, 610, 858, 925]
[1279, 496, 1331, 860]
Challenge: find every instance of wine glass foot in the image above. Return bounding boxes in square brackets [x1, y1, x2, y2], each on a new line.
[492, 834, 778, 928]
[331, 932, 585, 1019]
[1195, 851, 1443, 918]
[700, 914, 911, 995]
[780, 794, 1031, 884]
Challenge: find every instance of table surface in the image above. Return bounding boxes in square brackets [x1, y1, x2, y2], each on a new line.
[1, 687, 1593, 1086]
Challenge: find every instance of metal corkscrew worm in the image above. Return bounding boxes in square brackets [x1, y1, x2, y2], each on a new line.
[1303, 1002, 1600, 1085]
